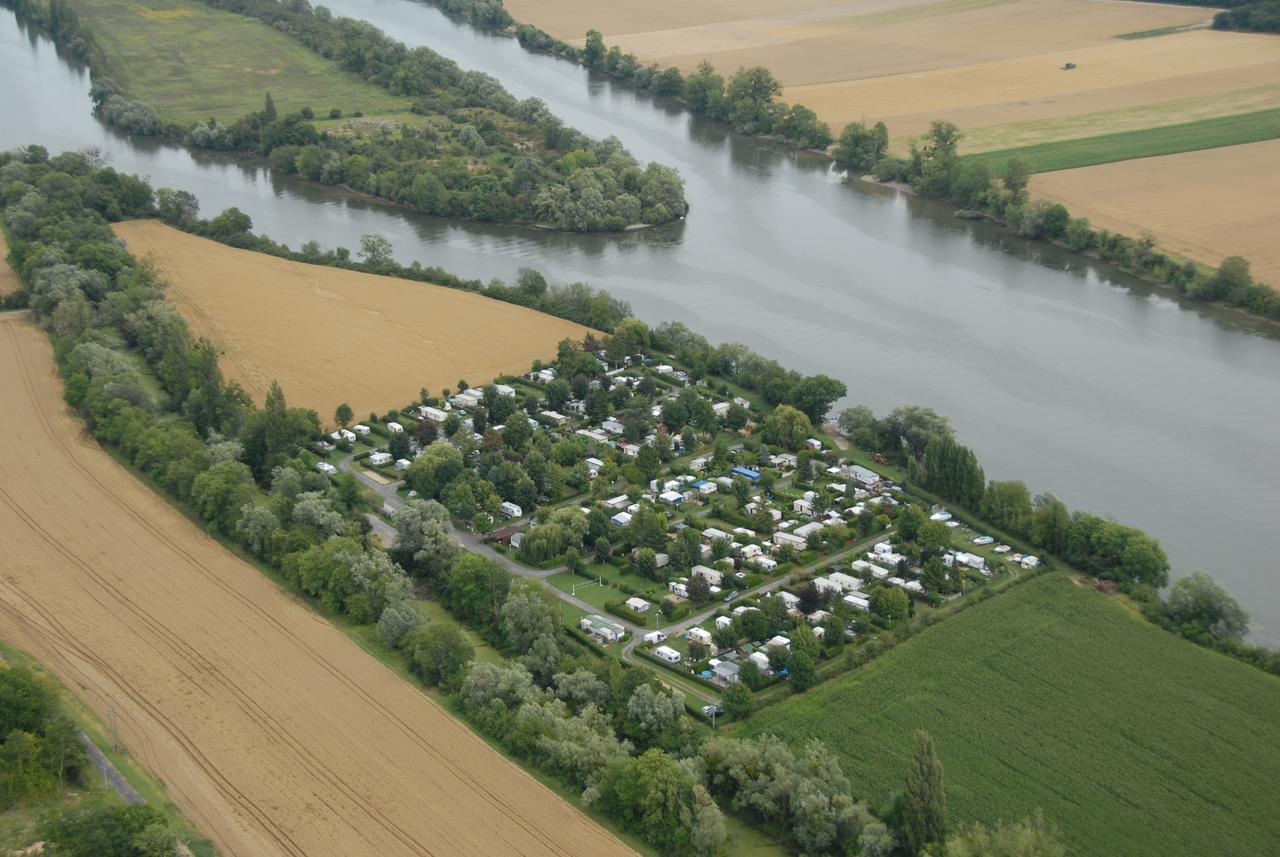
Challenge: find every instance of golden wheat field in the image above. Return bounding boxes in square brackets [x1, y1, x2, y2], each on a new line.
[1032, 139, 1280, 286]
[112, 220, 594, 419]
[0, 311, 634, 857]
[507, 0, 1279, 147]
[0, 230, 19, 294]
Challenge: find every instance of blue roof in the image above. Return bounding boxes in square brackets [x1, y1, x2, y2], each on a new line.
[692, 479, 709, 487]
[730, 466, 761, 480]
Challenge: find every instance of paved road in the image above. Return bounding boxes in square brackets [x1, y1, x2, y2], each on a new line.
[79, 732, 144, 805]
[337, 452, 889, 697]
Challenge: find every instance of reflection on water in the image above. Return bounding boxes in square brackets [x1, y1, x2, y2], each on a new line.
[2, 8, 1279, 643]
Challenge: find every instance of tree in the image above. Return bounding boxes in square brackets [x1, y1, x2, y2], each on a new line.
[1165, 570, 1249, 642]
[625, 684, 683, 744]
[946, 810, 1064, 857]
[721, 682, 754, 721]
[406, 441, 464, 499]
[358, 234, 393, 267]
[761, 404, 813, 450]
[871, 587, 909, 621]
[726, 67, 782, 133]
[334, 402, 353, 428]
[501, 579, 559, 651]
[901, 730, 947, 854]
[687, 573, 712, 604]
[240, 381, 320, 480]
[833, 121, 889, 173]
[790, 374, 847, 423]
[190, 460, 255, 533]
[391, 498, 459, 579]
[682, 60, 726, 118]
[1003, 156, 1032, 198]
[407, 623, 475, 691]
[582, 29, 606, 68]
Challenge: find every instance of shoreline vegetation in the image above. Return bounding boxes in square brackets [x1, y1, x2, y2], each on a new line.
[0, 0, 690, 234]
[3, 147, 1278, 855]
[413, 0, 1280, 322]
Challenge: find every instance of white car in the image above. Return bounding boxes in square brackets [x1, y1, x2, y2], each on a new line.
[972, 535, 995, 545]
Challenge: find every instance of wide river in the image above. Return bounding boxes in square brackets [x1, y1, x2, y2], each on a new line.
[3, 6, 1278, 643]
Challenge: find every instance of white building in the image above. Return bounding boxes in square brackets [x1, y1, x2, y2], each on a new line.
[368, 451, 392, 466]
[625, 596, 651, 613]
[643, 631, 667, 644]
[419, 406, 449, 423]
[386, 421, 404, 434]
[352, 423, 371, 436]
[653, 645, 682, 663]
[692, 565, 723, 586]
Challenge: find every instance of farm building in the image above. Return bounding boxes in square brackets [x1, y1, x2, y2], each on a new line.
[712, 661, 740, 684]
[419, 406, 448, 423]
[580, 615, 626, 643]
[850, 465, 881, 486]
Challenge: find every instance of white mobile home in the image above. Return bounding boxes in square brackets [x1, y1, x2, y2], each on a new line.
[653, 645, 682, 664]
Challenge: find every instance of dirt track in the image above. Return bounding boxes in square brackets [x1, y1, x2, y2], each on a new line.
[112, 221, 594, 420]
[0, 230, 19, 294]
[0, 313, 634, 857]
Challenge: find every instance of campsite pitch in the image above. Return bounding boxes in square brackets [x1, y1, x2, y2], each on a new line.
[0, 313, 634, 857]
[112, 220, 595, 419]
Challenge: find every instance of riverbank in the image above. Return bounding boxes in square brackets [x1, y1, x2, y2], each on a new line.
[5, 0, 688, 234]
[417, 0, 1279, 319]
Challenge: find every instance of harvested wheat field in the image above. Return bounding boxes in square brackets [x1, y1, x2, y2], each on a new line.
[0, 312, 634, 857]
[0, 229, 19, 294]
[1032, 139, 1280, 287]
[509, 0, 1280, 145]
[113, 220, 594, 418]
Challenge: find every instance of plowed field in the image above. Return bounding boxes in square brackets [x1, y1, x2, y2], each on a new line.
[113, 220, 593, 419]
[0, 312, 633, 857]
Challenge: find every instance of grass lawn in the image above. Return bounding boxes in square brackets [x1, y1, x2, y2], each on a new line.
[546, 571, 631, 613]
[962, 108, 1280, 174]
[740, 573, 1280, 857]
[72, 0, 414, 123]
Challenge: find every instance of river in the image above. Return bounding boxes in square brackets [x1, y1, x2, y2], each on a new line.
[2, 6, 1278, 644]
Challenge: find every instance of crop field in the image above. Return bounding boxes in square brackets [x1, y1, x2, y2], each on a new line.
[0, 229, 18, 294]
[0, 312, 635, 857]
[741, 573, 1280, 857]
[962, 109, 1280, 174]
[70, 0, 414, 122]
[505, 0, 1280, 143]
[113, 220, 595, 419]
[1032, 140, 1280, 286]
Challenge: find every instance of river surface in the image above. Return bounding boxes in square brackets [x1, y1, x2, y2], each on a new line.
[3, 7, 1279, 644]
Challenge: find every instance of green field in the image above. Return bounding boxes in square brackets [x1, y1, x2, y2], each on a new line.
[963, 108, 1280, 174]
[72, 0, 414, 122]
[741, 573, 1280, 857]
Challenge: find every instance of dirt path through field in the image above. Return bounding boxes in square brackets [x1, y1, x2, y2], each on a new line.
[0, 313, 634, 857]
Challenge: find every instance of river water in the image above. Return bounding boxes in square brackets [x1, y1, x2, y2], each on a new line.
[3, 7, 1278, 643]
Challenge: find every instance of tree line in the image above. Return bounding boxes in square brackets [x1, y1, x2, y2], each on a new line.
[842, 120, 1278, 321]
[838, 402, 1277, 674]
